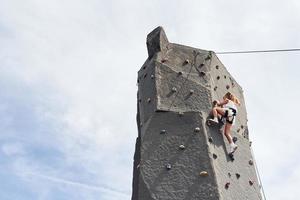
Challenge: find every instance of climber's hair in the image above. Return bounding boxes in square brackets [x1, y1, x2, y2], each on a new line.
[223, 92, 241, 106]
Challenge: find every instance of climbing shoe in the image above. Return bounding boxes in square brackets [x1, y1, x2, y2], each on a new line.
[208, 118, 218, 124]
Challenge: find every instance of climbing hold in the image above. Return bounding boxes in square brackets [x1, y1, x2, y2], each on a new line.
[161, 59, 167, 63]
[241, 125, 244, 129]
[200, 63, 205, 67]
[166, 164, 172, 170]
[249, 160, 254, 165]
[228, 173, 231, 177]
[229, 153, 235, 161]
[136, 164, 140, 168]
[225, 182, 230, 189]
[178, 111, 184, 117]
[151, 74, 154, 79]
[237, 128, 240, 133]
[178, 71, 183, 76]
[226, 85, 230, 89]
[199, 71, 206, 76]
[172, 87, 177, 92]
[147, 98, 151, 103]
[143, 73, 147, 79]
[179, 144, 185, 150]
[216, 65, 219, 69]
[184, 59, 190, 64]
[249, 180, 254, 186]
[224, 75, 227, 79]
[194, 127, 200, 132]
[213, 154, 218, 159]
[140, 122, 143, 127]
[199, 171, 209, 177]
[235, 173, 241, 179]
[249, 141, 252, 146]
[160, 130, 167, 134]
[143, 65, 146, 70]
[138, 99, 142, 102]
[214, 86, 218, 91]
[137, 79, 140, 83]
[189, 89, 194, 94]
[217, 76, 220, 80]
[232, 136, 238, 143]
[208, 137, 213, 143]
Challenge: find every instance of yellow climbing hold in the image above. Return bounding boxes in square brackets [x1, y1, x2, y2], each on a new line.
[199, 171, 209, 177]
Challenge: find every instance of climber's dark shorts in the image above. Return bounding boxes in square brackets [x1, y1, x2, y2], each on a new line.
[224, 108, 237, 124]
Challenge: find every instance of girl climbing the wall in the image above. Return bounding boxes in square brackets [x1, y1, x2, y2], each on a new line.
[208, 92, 241, 154]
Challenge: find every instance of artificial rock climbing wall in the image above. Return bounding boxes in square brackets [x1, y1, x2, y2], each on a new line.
[131, 27, 262, 200]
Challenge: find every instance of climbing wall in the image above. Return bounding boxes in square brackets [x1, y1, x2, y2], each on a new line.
[131, 26, 262, 200]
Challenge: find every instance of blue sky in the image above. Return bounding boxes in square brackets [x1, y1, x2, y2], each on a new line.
[0, 0, 300, 199]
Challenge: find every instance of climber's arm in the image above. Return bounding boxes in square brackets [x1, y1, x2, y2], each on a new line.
[217, 99, 229, 107]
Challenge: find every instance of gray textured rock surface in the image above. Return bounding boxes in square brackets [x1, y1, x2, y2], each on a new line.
[132, 26, 262, 200]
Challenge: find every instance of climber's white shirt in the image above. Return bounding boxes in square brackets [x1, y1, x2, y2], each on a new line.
[224, 100, 237, 111]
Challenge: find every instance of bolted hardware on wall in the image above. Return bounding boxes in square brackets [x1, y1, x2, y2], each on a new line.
[249, 160, 254, 166]
[147, 98, 151, 103]
[205, 54, 211, 60]
[194, 127, 200, 132]
[160, 130, 167, 134]
[225, 182, 230, 189]
[208, 137, 213, 143]
[172, 87, 177, 92]
[213, 154, 218, 159]
[235, 173, 241, 179]
[189, 89, 194, 94]
[183, 59, 190, 65]
[178, 111, 184, 116]
[199, 171, 209, 177]
[166, 164, 172, 170]
[179, 144, 185, 150]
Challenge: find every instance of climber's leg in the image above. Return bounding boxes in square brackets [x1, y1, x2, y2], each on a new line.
[209, 107, 226, 124]
[224, 123, 238, 153]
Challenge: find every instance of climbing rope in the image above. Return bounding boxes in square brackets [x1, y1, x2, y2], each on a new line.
[250, 145, 267, 200]
[216, 48, 300, 54]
